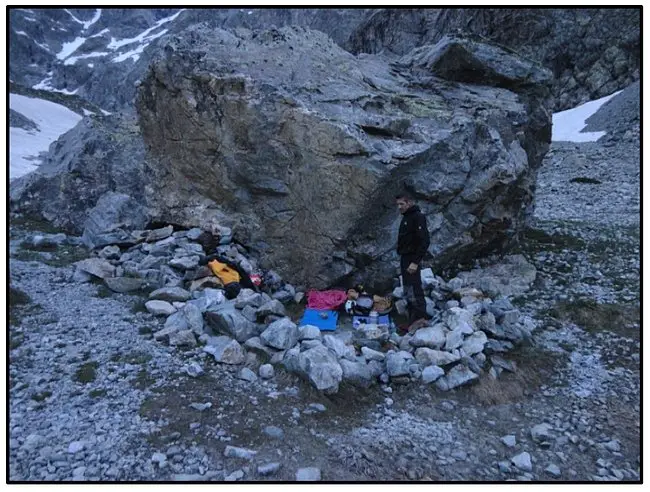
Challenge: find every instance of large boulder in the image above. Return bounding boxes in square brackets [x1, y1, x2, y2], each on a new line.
[135, 26, 552, 289]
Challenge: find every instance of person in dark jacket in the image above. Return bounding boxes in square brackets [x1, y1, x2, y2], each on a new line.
[396, 191, 430, 333]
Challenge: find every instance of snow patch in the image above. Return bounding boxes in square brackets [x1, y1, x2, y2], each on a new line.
[32, 76, 78, 95]
[100, 109, 112, 116]
[64, 51, 110, 66]
[82, 108, 95, 116]
[552, 90, 623, 142]
[111, 28, 169, 63]
[107, 9, 183, 50]
[57, 36, 87, 60]
[64, 8, 102, 30]
[15, 30, 28, 37]
[9, 94, 82, 180]
[34, 41, 52, 53]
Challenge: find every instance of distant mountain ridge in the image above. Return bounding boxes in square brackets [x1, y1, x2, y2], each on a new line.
[9, 7, 640, 112]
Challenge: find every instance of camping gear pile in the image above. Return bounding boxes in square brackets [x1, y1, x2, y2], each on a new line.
[71, 224, 535, 394]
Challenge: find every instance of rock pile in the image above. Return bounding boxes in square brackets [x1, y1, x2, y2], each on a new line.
[63, 222, 537, 394]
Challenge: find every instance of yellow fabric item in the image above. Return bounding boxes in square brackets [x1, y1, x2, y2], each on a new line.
[208, 260, 241, 285]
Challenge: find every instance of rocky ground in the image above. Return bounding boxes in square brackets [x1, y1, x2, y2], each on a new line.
[8, 91, 640, 481]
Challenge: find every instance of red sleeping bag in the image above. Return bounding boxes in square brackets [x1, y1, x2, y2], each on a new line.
[306, 290, 348, 311]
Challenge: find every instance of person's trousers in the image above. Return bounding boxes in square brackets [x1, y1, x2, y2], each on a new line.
[400, 255, 428, 324]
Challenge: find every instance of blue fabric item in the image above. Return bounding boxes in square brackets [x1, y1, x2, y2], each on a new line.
[300, 308, 338, 331]
[353, 314, 390, 328]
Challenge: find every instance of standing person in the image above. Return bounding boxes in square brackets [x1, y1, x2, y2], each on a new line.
[396, 191, 430, 334]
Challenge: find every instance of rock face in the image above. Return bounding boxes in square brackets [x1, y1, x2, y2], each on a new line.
[345, 8, 640, 110]
[9, 115, 149, 236]
[136, 26, 552, 288]
[9, 9, 638, 114]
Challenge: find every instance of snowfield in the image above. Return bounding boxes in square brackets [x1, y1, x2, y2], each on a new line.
[9, 94, 82, 180]
[552, 90, 623, 142]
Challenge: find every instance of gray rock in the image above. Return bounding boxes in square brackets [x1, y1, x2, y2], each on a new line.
[367, 360, 384, 378]
[260, 317, 299, 350]
[169, 329, 197, 349]
[298, 325, 322, 341]
[224, 469, 244, 481]
[68, 441, 85, 454]
[99, 245, 121, 260]
[80, 193, 147, 249]
[244, 337, 278, 358]
[237, 367, 258, 382]
[169, 256, 200, 270]
[421, 365, 445, 384]
[259, 364, 274, 379]
[445, 307, 476, 333]
[484, 339, 514, 354]
[256, 299, 287, 319]
[323, 334, 356, 360]
[444, 328, 465, 351]
[74, 258, 116, 279]
[241, 304, 259, 322]
[604, 440, 621, 452]
[205, 308, 259, 343]
[414, 347, 460, 367]
[224, 445, 257, 460]
[182, 303, 204, 335]
[185, 362, 204, 378]
[186, 228, 203, 240]
[511, 452, 533, 472]
[263, 426, 284, 440]
[190, 402, 212, 411]
[282, 347, 302, 373]
[296, 345, 343, 392]
[339, 359, 373, 388]
[204, 336, 245, 364]
[295, 467, 321, 481]
[385, 351, 414, 377]
[531, 423, 553, 445]
[545, 464, 561, 477]
[234, 292, 264, 310]
[154, 324, 183, 343]
[145, 300, 177, 316]
[361, 346, 385, 362]
[435, 364, 479, 391]
[501, 435, 517, 448]
[146, 225, 174, 242]
[272, 289, 294, 304]
[490, 355, 517, 372]
[409, 324, 447, 349]
[476, 311, 497, 336]
[104, 276, 145, 293]
[461, 330, 488, 356]
[149, 286, 191, 302]
[258, 462, 281, 476]
[164, 310, 190, 332]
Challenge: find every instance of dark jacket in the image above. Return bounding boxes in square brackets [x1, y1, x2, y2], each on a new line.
[397, 205, 430, 264]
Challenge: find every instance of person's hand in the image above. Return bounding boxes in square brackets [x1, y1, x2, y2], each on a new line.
[407, 262, 418, 274]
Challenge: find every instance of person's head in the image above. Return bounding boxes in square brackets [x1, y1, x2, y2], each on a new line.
[395, 192, 414, 214]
